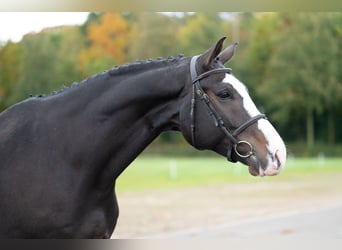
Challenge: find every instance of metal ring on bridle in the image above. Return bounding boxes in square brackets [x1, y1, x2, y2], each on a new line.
[234, 140, 254, 158]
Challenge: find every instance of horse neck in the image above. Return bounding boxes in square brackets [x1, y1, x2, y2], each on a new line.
[52, 58, 190, 182]
[98, 58, 189, 130]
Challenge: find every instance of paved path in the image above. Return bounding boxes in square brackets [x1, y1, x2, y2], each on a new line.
[153, 205, 342, 238]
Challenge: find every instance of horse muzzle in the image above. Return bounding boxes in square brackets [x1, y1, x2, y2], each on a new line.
[249, 150, 284, 177]
[228, 144, 285, 177]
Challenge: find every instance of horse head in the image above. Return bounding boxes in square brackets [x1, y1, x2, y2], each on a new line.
[180, 37, 286, 176]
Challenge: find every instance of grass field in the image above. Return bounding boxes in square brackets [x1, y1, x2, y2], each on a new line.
[116, 156, 342, 192]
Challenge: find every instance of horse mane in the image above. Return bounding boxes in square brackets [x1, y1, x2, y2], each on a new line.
[108, 54, 187, 76]
[35, 55, 187, 98]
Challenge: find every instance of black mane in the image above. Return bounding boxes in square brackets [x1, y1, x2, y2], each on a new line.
[108, 54, 186, 76]
[36, 55, 187, 98]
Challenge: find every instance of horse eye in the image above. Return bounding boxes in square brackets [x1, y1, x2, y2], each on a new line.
[217, 91, 232, 99]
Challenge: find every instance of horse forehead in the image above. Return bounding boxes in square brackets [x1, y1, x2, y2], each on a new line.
[222, 73, 260, 117]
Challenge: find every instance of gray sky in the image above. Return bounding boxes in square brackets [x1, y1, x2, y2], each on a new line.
[0, 12, 89, 42]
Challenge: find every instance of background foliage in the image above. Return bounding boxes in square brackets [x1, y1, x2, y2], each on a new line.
[0, 12, 341, 156]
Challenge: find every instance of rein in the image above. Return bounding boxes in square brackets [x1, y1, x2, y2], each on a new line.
[189, 56, 267, 162]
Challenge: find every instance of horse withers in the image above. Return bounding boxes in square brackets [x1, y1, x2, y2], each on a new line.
[0, 37, 286, 238]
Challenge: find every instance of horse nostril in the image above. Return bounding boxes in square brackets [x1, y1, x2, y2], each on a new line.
[275, 150, 282, 169]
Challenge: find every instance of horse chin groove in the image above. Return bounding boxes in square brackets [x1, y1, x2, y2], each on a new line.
[247, 164, 260, 176]
[222, 146, 262, 176]
[246, 155, 262, 176]
[224, 149, 259, 176]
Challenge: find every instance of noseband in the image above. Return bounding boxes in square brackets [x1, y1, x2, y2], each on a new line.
[190, 56, 267, 162]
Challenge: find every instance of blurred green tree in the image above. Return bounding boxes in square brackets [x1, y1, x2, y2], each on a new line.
[258, 13, 341, 147]
[7, 26, 86, 105]
[0, 41, 22, 110]
[8, 31, 62, 104]
[177, 13, 228, 56]
[128, 13, 182, 60]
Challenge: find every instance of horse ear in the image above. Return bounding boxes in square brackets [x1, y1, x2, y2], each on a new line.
[197, 37, 226, 71]
[217, 42, 238, 65]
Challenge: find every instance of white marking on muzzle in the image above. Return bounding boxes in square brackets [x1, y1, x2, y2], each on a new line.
[223, 74, 287, 175]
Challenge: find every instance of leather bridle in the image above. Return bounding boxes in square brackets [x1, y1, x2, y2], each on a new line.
[190, 56, 267, 162]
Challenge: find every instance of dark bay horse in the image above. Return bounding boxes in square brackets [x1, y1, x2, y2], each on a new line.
[0, 37, 286, 238]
